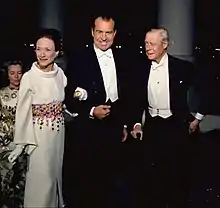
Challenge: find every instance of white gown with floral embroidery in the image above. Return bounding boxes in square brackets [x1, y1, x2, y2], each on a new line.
[0, 86, 28, 208]
[14, 62, 67, 208]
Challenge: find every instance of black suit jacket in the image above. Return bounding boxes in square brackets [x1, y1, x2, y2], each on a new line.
[65, 44, 134, 144]
[129, 54, 206, 128]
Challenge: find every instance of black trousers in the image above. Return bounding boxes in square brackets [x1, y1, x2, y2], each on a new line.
[63, 121, 126, 208]
[137, 115, 192, 208]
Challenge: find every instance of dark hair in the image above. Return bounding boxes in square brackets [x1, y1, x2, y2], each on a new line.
[34, 28, 62, 52]
[0, 60, 23, 88]
[91, 14, 117, 31]
[3, 60, 23, 71]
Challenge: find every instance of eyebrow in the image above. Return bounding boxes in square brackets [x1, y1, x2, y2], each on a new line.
[36, 46, 52, 49]
[96, 29, 114, 32]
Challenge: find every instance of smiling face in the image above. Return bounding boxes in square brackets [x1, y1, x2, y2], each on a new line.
[145, 30, 168, 63]
[92, 17, 116, 51]
[35, 37, 59, 70]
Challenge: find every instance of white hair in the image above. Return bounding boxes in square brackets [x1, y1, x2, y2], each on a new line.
[148, 28, 170, 43]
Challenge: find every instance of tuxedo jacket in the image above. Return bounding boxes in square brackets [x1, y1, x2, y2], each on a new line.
[65, 44, 135, 144]
[129, 54, 206, 128]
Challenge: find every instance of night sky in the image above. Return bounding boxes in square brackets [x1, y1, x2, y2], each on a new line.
[0, 0, 220, 62]
[195, 0, 220, 46]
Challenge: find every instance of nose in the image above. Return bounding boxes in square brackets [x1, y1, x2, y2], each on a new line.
[39, 50, 45, 57]
[101, 32, 107, 40]
[14, 73, 19, 78]
[145, 45, 153, 52]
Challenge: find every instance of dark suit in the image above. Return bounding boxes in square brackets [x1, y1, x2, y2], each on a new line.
[64, 45, 134, 208]
[131, 54, 206, 207]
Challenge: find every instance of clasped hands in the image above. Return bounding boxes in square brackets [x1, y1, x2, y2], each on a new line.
[189, 118, 200, 133]
[130, 124, 143, 140]
[122, 124, 143, 142]
[93, 105, 111, 120]
[8, 144, 25, 164]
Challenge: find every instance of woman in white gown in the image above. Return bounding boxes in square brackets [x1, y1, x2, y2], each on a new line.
[9, 28, 67, 207]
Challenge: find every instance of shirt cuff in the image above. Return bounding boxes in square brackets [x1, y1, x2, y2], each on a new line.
[134, 123, 142, 129]
[195, 113, 204, 120]
[89, 107, 95, 119]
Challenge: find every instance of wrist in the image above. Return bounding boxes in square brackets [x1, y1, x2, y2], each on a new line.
[16, 144, 25, 149]
[89, 107, 95, 119]
[194, 118, 200, 123]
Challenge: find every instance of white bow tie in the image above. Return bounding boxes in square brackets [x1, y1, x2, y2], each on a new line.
[97, 49, 112, 58]
[151, 62, 164, 70]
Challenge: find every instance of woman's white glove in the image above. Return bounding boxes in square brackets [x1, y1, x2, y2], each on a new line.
[8, 144, 24, 163]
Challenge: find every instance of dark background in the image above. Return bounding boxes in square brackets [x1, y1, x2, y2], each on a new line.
[1, 0, 220, 115]
[1, 0, 220, 58]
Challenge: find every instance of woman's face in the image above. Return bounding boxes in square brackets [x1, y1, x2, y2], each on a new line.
[8, 64, 23, 88]
[35, 37, 59, 69]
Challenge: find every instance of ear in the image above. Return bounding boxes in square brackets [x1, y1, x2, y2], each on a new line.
[55, 51, 59, 57]
[91, 28, 94, 37]
[163, 40, 168, 50]
[113, 30, 117, 37]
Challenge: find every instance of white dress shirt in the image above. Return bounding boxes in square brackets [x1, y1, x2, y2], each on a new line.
[134, 53, 204, 128]
[94, 45, 118, 102]
[90, 45, 118, 117]
[148, 53, 172, 118]
[147, 53, 203, 120]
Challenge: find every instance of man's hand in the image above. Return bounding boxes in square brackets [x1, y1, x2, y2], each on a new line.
[189, 118, 200, 134]
[122, 126, 128, 142]
[131, 124, 143, 140]
[93, 105, 111, 120]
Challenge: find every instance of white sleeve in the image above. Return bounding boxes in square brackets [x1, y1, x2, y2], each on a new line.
[14, 73, 37, 154]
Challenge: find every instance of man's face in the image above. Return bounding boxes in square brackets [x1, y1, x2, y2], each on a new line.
[145, 31, 168, 63]
[92, 17, 116, 51]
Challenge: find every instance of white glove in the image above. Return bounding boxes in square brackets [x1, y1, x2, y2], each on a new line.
[8, 144, 25, 163]
[63, 104, 79, 118]
[73, 87, 88, 101]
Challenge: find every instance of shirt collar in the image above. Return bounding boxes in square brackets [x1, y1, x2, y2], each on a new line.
[151, 53, 168, 70]
[94, 44, 113, 58]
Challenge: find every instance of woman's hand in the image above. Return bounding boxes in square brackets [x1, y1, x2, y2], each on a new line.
[8, 144, 25, 163]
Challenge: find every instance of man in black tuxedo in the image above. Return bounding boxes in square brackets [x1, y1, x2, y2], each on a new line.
[130, 28, 206, 207]
[64, 14, 134, 208]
